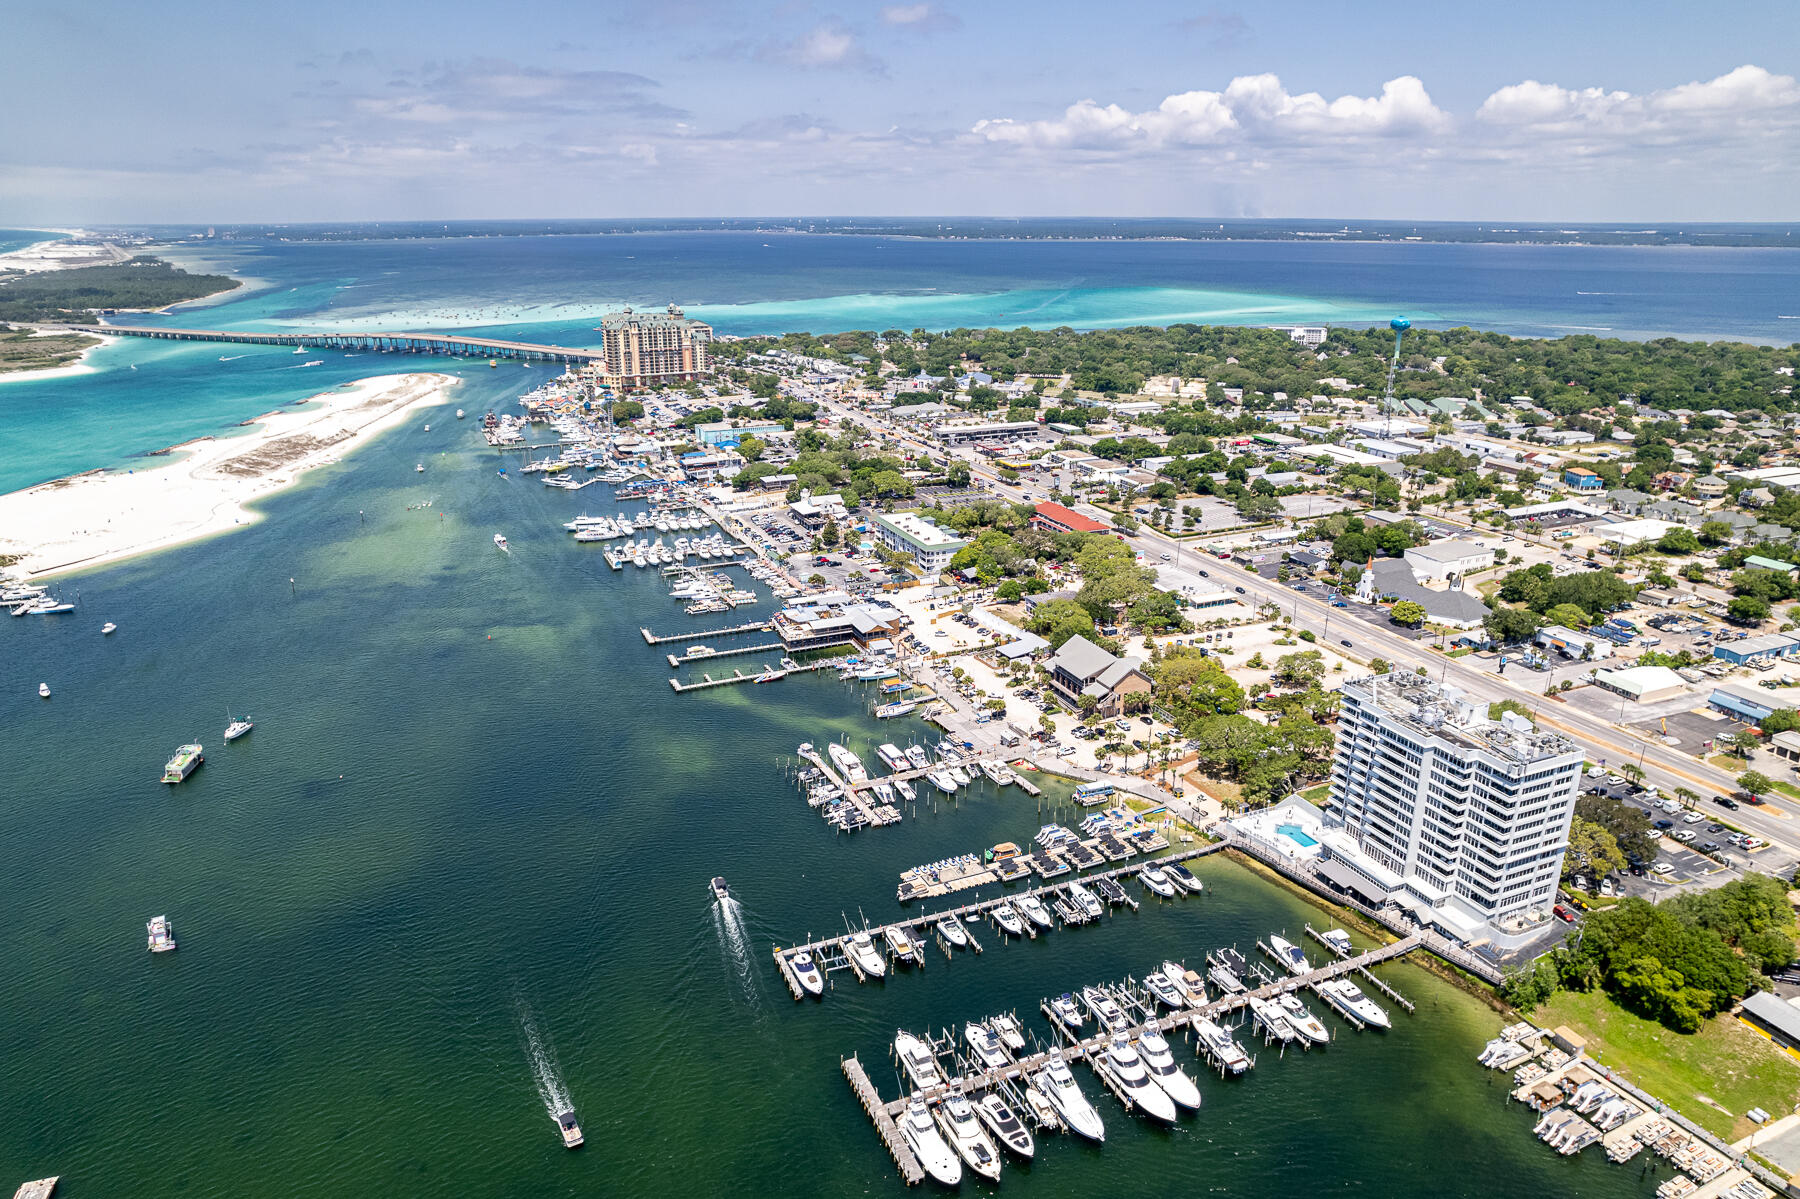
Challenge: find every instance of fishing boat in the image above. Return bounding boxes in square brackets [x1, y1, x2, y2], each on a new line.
[894, 1031, 945, 1090]
[990, 1013, 1026, 1052]
[556, 1109, 584, 1149]
[224, 715, 253, 743]
[1278, 993, 1331, 1045]
[898, 1100, 961, 1187]
[1036, 1056, 1105, 1142]
[1137, 1028, 1202, 1110]
[161, 743, 203, 784]
[1094, 1037, 1177, 1123]
[1047, 992, 1085, 1034]
[1269, 934, 1310, 976]
[102, 622, 117, 635]
[493, 533, 509, 550]
[845, 931, 886, 978]
[933, 1094, 1002, 1182]
[147, 915, 177, 953]
[1195, 1017, 1251, 1074]
[710, 876, 731, 902]
[972, 1092, 1035, 1159]
[965, 1022, 1010, 1069]
[789, 950, 825, 997]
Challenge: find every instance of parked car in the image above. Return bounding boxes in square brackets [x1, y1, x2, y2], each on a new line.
[1674, 830, 1697, 843]
[1553, 904, 1577, 923]
[1651, 862, 1675, 876]
[1653, 819, 1674, 830]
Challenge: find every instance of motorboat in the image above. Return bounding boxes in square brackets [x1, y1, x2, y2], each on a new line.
[38, 682, 50, 698]
[1139, 866, 1177, 899]
[1036, 1056, 1105, 1142]
[102, 622, 117, 635]
[933, 1094, 1002, 1182]
[161, 743, 204, 784]
[899, 1099, 962, 1187]
[1195, 1017, 1250, 1074]
[1318, 979, 1391, 1029]
[1093, 877, 1130, 906]
[1080, 986, 1130, 1034]
[936, 915, 969, 949]
[895, 1031, 944, 1090]
[884, 925, 920, 965]
[1095, 1037, 1177, 1123]
[990, 902, 1024, 937]
[1171, 963, 1210, 1009]
[1249, 996, 1297, 1045]
[827, 743, 869, 783]
[1047, 992, 1086, 1034]
[1016, 894, 1053, 930]
[1067, 881, 1104, 920]
[416, 463, 425, 473]
[1165, 862, 1204, 894]
[1137, 1029, 1202, 1110]
[224, 716, 254, 743]
[927, 770, 959, 795]
[893, 779, 917, 803]
[789, 951, 825, 997]
[973, 1091, 1035, 1159]
[947, 764, 972, 787]
[846, 931, 886, 978]
[1269, 934, 1310, 976]
[1144, 970, 1188, 1010]
[456, 408, 465, 419]
[1209, 948, 1248, 995]
[556, 1109, 584, 1149]
[710, 876, 731, 902]
[877, 743, 910, 772]
[147, 915, 177, 953]
[989, 1013, 1026, 1052]
[1278, 993, 1331, 1045]
[965, 1021, 1010, 1070]
[493, 533, 509, 550]
[1320, 928, 1354, 957]
[906, 745, 933, 771]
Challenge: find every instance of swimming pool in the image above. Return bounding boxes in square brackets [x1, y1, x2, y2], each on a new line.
[1276, 823, 1319, 848]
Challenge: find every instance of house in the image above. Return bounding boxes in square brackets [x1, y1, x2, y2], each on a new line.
[1044, 635, 1151, 716]
[1563, 467, 1603, 491]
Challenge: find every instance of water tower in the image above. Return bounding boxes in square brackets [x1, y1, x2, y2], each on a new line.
[1381, 316, 1411, 435]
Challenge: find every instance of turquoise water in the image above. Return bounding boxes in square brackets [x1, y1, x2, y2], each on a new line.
[1278, 824, 1320, 849]
[0, 227, 58, 255]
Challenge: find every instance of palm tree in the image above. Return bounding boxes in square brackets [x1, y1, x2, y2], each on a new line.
[1621, 763, 1646, 786]
[1674, 786, 1699, 810]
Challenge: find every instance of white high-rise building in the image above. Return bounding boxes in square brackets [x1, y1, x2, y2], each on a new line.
[1327, 673, 1583, 931]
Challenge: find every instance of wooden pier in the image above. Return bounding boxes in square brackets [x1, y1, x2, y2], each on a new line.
[640, 619, 772, 645]
[667, 642, 784, 668]
[669, 660, 835, 692]
[842, 1056, 925, 1187]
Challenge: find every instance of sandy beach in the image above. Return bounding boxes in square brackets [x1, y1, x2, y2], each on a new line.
[0, 372, 459, 580]
[0, 233, 132, 273]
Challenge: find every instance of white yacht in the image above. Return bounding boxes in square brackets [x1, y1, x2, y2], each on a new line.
[946, 764, 972, 787]
[1016, 894, 1053, 930]
[989, 1013, 1026, 1052]
[846, 931, 886, 978]
[1037, 1056, 1105, 1142]
[1320, 928, 1354, 957]
[990, 902, 1024, 937]
[556, 1109, 584, 1149]
[827, 743, 869, 783]
[223, 716, 254, 743]
[1095, 1037, 1177, 1123]
[1144, 970, 1188, 1010]
[894, 1031, 944, 1090]
[1067, 881, 1103, 920]
[1163, 961, 1209, 1009]
[1080, 986, 1130, 1034]
[38, 682, 50, 698]
[1046, 993, 1086, 1034]
[935, 915, 968, 949]
[965, 1021, 1011, 1070]
[1165, 863, 1204, 894]
[973, 1092, 1035, 1159]
[1278, 993, 1331, 1045]
[905, 745, 933, 771]
[1137, 1029, 1202, 1110]
[899, 1099, 962, 1187]
[789, 951, 825, 997]
[1249, 996, 1297, 1046]
[1194, 1017, 1250, 1075]
[1139, 866, 1177, 899]
[102, 622, 117, 635]
[1318, 979, 1391, 1029]
[934, 1094, 1002, 1182]
[927, 770, 959, 795]
[893, 779, 918, 803]
[884, 925, 920, 965]
[877, 743, 910, 772]
[1269, 934, 1310, 976]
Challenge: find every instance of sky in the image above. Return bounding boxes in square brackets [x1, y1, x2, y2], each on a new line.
[4, 0, 1799, 224]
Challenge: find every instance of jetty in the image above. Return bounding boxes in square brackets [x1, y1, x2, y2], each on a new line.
[669, 660, 835, 692]
[843, 1056, 926, 1186]
[666, 642, 784, 668]
[12, 1181, 58, 1199]
[641, 620, 772, 645]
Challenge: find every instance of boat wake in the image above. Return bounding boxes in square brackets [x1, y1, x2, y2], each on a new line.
[218, 354, 248, 361]
[517, 1000, 573, 1124]
[713, 896, 763, 1007]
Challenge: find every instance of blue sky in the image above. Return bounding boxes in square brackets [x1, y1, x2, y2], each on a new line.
[4, 0, 1798, 223]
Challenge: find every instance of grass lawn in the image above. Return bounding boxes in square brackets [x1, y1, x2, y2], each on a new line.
[1709, 755, 1748, 773]
[1299, 783, 1331, 803]
[1531, 988, 1800, 1141]
[1769, 780, 1800, 803]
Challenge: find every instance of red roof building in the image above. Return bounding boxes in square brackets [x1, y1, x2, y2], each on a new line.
[1032, 501, 1111, 535]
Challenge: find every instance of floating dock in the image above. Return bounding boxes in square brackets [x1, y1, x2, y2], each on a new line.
[669, 660, 836, 692]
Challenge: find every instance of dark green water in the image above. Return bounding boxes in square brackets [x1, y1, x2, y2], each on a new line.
[3, 390, 1653, 1197]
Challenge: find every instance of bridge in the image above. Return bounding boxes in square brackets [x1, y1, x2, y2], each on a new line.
[56, 323, 604, 365]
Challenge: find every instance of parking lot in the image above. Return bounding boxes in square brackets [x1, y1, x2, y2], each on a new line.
[1574, 776, 1790, 900]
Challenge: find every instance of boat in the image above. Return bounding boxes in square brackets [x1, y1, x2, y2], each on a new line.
[990, 902, 1025, 937]
[906, 745, 932, 771]
[934, 1093, 1002, 1182]
[1249, 996, 1297, 1045]
[1278, 993, 1331, 1045]
[1195, 1017, 1251, 1074]
[710, 876, 730, 902]
[292, 346, 306, 354]
[973, 1092, 1035, 1159]
[1139, 865, 1177, 899]
[493, 533, 509, 550]
[1093, 877, 1130, 906]
[422, 424, 429, 432]
[965, 1021, 1010, 1069]
[989, 1013, 1026, 1052]
[1081, 986, 1130, 1034]
[456, 408, 465, 419]
[1319, 928, 1354, 957]
[488, 359, 499, 368]
[1016, 894, 1053, 930]
[946, 764, 972, 787]
[1137, 1028, 1202, 1110]
[38, 682, 50, 698]
[877, 743, 911, 771]
[1209, 948, 1248, 994]
[1144, 970, 1188, 1010]
[899, 1099, 962, 1187]
[894, 1031, 944, 1090]
[161, 743, 203, 784]
[224, 716, 253, 743]
[416, 463, 424, 473]
[845, 931, 886, 978]
[936, 915, 968, 949]
[1047, 992, 1086, 1033]
[927, 770, 959, 795]
[1162, 961, 1208, 1008]
[874, 700, 917, 719]
[753, 669, 780, 683]
[893, 779, 917, 803]
[147, 915, 177, 953]
[787, 950, 826, 997]
[827, 743, 869, 783]
[1095, 1036, 1177, 1123]
[1318, 979, 1391, 1029]
[556, 1109, 584, 1149]
[1067, 881, 1103, 920]
[102, 622, 116, 635]
[1036, 1055, 1105, 1142]
[1165, 863, 1204, 894]
[884, 925, 919, 965]
[1269, 934, 1310, 976]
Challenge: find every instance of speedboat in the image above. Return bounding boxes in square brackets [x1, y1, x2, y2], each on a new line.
[1144, 970, 1188, 1010]
[1067, 881, 1103, 920]
[1165, 862, 1203, 894]
[1269, 934, 1309, 976]
[710, 876, 731, 902]
[899, 1099, 962, 1187]
[1318, 979, 1391, 1029]
[927, 770, 959, 794]
[789, 951, 825, 997]
[965, 1022, 1010, 1070]
[936, 915, 968, 948]
[1137, 1029, 1202, 1110]
[973, 1092, 1035, 1159]
[102, 622, 116, 635]
[933, 1094, 1002, 1182]
[1037, 1056, 1105, 1142]
[846, 931, 886, 978]
[1320, 928, 1354, 957]
[147, 915, 177, 953]
[1278, 993, 1330, 1045]
[416, 463, 424, 473]
[1249, 996, 1297, 1045]
[1095, 1037, 1177, 1123]
[493, 533, 508, 550]
[884, 925, 920, 965]
[38, 682, 50, 698]
[556, 1109, 583, 1149]
[1195, 1017, 1250, 1074]
[1080, 986, 1130, 1033]
[893, 779, 917, 803]
[1139, 866, 1177, 899]
[1016, 894, 1053, 930]
[989, 1013, 1026, 1052]
[1209, 949, 1248, 995]
[990, 902, 1024, 937]
[456, 408, 465, 419]
[895, 1031, 944, 1090]
[224, 717, 253, 743]
[1047, 992, 1086, 1034]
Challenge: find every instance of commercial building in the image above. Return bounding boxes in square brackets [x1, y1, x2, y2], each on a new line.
[1402, 538, 1495, 583]
[1043, 634, 1150, 716]
[931, 420, 1041, 445]
[1712, 632, 1800, 666]
[773, 593, 907, 653]
[1030, 501, 1111, 535]
[1590, 665, 1689, 704]
[594, 304, 712, 389]
[1327, 674, 1584, 931]
[1535, 625, 1617, 660]
[693, 420, 784, 447]
[1563, 466, 1603, 490]
[869, 512, 968, 573]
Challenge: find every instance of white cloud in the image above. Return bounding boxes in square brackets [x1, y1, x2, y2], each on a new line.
[1477, 64, 1800, 142]
[881, 4, 961, 32]
[758, 22, 884, 72]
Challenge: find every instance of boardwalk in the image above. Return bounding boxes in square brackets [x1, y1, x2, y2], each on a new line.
[59, 323, 603, 364]
[640, 620, 772, 645]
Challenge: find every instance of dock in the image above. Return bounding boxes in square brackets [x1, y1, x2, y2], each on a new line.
[842, 1056, 925, 1187]
[670, 660, 835, 692]
[667, 642, 784, 668]
[640, 620, 772, 645]
[12, 1181, 57, 1199]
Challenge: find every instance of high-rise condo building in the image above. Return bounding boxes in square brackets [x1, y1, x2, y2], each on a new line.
[592, 303, 713, 390]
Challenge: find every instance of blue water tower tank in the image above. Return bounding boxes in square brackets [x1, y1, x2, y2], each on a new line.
[1390, 317, 1411, 332]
